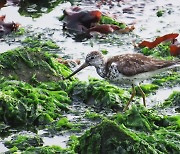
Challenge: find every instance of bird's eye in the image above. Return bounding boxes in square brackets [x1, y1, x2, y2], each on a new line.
[91, 57, 95, 60]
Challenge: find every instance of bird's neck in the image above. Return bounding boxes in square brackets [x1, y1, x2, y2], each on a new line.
[95, 63, 107, 78]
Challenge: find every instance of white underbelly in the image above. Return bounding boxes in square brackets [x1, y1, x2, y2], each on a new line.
[111, 66, 177, 85]
[107, 62, 180, 85]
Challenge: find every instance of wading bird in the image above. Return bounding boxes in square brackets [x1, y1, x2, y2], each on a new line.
[65, 51, 180, 111]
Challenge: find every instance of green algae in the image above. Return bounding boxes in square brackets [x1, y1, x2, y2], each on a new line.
[0, 45, 71, 83]
[22, 37, 59, 50]
[13, 27, 26, 36]
[18, 0, 72, 18]
[75, 120, 156, 154]
[70, 78, 129, 111]
[0, 40, 75, 127]
[68, 135, 79, 153]
[113, 106, 167, 132]
[75, 106, 180, 154]
[5, 145, 73, 154]
[157, 10, 165, 17]
[55, 117, 73, 130]
[5, 135, 43, 151]
[100, 49, 108, 55]
[47, 117, 83, 134]
[86, 78, 129, 110]
[136, 84, 159, 96]
[8, 146, 18, 153]
[85, 110, 103, 121]
[140, 43, 173, 60]
[167, 115, 180, 129]
[114, 105, 180, 131]
[99, 15, 126, 29]
[0, 79, 71, 126]
[161, 91, 180, 109]
[152, 71, 180, 87]
[23, 145, 73, 154]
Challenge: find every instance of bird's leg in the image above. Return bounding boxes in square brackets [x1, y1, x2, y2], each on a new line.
[137, 85, 146, 107]
[123, 84, 136, 112]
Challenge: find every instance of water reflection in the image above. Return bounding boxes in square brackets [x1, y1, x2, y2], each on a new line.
[43, 135, 69, 148]
[0, 142, 8, 153]
[38, 129, 69, 148]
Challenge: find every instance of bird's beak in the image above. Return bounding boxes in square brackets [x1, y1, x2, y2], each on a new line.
[65, 62, 88, 79]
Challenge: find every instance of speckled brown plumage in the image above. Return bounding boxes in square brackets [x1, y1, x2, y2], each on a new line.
[106, 53, 177, 77]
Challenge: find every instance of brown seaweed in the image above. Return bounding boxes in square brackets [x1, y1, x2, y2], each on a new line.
[0, 15, 20, 36]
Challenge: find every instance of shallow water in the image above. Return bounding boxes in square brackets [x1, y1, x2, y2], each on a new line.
[0, 142, 8, 153]
[0, 0, 180, 152]
[38, 129, 69, 148]
[146, 86, 180, 107]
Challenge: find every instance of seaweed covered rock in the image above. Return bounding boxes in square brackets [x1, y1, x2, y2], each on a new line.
[0, 47, 72, 83]
[5, 134, 43, 151]
[0, 45, 75, 127]
[163, 91, 180, 107]
[5, 137, 72, 153]
[75, 120, 155, 154]
[161, 91, 180, 113]
[75, 106, 180, 154]
[70, 78, 129, 111]
[0, 79, 71, 126]
[113, 106, 171, 132]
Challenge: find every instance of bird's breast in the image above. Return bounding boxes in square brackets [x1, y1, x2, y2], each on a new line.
[106, 63, 144, 85]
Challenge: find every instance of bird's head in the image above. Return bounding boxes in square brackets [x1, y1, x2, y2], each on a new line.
[65, 51, 104, 79]
[85, 51, 104, 67]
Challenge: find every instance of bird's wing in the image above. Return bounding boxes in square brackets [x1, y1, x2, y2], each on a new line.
[107, 54, 176, 76]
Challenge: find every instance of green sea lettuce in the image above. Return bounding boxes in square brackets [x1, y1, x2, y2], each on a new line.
[163, 91, 180, 107]
[70, 78, 129, 111]
[22, 37, 59, 49]
[75, 120, 156, 154]
[0, 46, 72, 83]
[136, 84, 159, 96]
[99, 15, 126, 29]
[113, 106, 169, 132]
[140, 43, 172, 59]
[75, 106, 180, 153]
[0, 79, 71, 126]
[5, 135, 43, 151]
[152, 71, 180, 87]
[55, 117, 73, 130]
[23, 145, 71, 154]
[0, 45, 74, 127]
